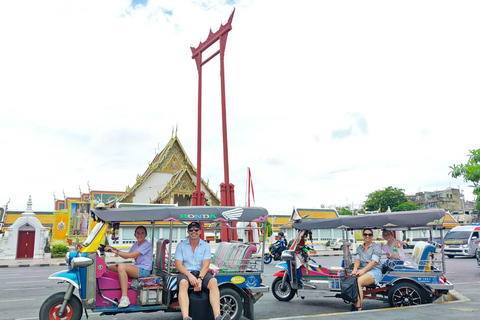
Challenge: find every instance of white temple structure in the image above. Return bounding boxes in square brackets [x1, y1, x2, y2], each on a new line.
[0, 196, 48, 259]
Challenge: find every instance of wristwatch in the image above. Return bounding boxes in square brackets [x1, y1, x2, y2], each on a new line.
[199, 276, 204, 280]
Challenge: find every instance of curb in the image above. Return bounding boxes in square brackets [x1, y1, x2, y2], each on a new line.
[445, 289, 471, 302]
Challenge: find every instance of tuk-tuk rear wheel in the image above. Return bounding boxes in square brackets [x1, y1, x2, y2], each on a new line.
[388, 282, 427, 307]
[219, 288, 243, 320]
[39, 292, 83, 320]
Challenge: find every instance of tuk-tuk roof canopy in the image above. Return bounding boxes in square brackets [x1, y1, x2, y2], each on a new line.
[292, 209, 446, 231]
[92, 206, 268, 224]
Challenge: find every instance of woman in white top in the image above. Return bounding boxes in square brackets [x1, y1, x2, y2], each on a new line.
[381, 230, 405, 273]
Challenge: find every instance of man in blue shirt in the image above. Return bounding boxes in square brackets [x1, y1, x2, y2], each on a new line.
[175, 222, 230, 320]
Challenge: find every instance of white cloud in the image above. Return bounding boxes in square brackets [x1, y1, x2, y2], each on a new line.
[0, 0, 478, 214]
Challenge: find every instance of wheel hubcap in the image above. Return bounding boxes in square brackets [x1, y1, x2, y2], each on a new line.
[393, 287, 421, 306]
[49, 303, 73, 320]
[221, 295, 237, 317]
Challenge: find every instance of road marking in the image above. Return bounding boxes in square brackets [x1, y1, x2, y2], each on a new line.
[6, 280, 50, 284]
[0, 298, 35, 303]
[15, 318, 38, 320]
[3, 287, 46, 291]
[0, 275, 48, 279]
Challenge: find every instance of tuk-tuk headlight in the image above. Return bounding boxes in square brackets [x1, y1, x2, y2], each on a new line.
[71, 257, 94, 268]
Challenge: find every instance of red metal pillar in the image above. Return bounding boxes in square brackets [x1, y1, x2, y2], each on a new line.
[190, 10, 236, 241]
[192, 51, 205, 206]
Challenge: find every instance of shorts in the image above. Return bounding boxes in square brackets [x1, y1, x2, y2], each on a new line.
[366, 268, 382, 285]
[138, 267, 151, 278]
[177, 271, 214, 291]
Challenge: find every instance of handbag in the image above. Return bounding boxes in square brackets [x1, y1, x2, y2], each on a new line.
[335, 276, 358, 303]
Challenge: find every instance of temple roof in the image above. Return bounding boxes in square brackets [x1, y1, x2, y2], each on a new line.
[118, 134, 220, 205]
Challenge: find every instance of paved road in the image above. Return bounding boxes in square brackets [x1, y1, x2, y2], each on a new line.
[0, 255, 478, 320]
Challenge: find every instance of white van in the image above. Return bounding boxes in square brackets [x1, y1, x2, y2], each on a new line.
[444, 224, 480, 258]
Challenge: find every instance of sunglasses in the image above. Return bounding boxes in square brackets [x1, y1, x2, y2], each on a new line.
[363, 233, 373, 237]
[188, 228, 200, 232]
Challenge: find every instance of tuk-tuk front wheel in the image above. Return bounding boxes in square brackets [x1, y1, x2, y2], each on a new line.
[39, 292, 83, 320]
[272, 277, 296, 301]
[219, 288, 243, 320]
[388, 282, 426, 307]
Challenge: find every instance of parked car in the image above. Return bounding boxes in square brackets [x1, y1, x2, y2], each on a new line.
[430, 237, 442, 248]
[406, 237, 428, 249]
[444, 225, 480, 258]
[476, 242, 480, 267]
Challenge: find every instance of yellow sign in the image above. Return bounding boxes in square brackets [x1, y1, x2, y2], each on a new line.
[445, 240, 463, 244]
[52, 212, 70, 241]
[230, 276, 245, 284]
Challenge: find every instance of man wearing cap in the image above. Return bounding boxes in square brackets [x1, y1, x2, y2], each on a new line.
[175, 222, 230, 320]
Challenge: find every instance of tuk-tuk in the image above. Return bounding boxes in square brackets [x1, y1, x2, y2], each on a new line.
[39, 206, 269, 320]
[272, 209, 454, 308]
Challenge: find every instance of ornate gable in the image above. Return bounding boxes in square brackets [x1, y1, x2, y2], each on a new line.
[119, 133, 220, 206]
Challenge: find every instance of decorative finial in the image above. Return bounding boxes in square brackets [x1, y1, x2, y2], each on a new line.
[87, 181, 91, 193]
[53, 192, 57, 201]
[175, 124, 178, 137]
[26, 195, 33, 212]
[63, 189, 66, 200]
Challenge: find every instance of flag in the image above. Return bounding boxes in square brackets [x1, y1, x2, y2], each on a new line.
[247, 167, 255, 207]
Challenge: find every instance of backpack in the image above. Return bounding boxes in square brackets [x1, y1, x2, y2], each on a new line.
[335, 276, 358, 303]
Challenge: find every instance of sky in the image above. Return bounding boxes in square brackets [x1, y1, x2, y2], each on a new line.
[1, 0, 479, 215]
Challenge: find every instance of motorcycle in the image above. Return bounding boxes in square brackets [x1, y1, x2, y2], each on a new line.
[264, 238, 288, 264]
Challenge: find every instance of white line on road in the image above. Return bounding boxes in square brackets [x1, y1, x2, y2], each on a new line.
[7, 280, 50, 284]
[3, 287, 46, 291]
[0, 298, 35, 303]
[0, 275, 48, 279]
[15, 318, 38, 320]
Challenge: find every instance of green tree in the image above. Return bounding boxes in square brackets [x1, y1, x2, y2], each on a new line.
[450, 149, 480, 210]
[259, 221, 273, 239]
[364, 186, 409, 212]
[392, 202, 418, 212]
[337, 207, 353, 215]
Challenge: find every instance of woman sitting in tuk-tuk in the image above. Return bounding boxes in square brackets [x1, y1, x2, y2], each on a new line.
[381, 230, 405, 273]
[105, 225, 153, 308]
[350, 228, 382, 311]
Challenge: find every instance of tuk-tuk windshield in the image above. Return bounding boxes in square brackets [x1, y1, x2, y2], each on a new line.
[83, 221, 105, 247]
